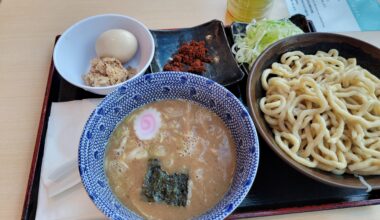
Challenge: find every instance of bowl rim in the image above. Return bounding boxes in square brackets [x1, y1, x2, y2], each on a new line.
[246, 32, 380, 190]
[79, 71, 260, 219]
[53, 13, 155, 91]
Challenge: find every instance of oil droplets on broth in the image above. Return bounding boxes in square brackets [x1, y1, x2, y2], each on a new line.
[105, 99, 236, 220]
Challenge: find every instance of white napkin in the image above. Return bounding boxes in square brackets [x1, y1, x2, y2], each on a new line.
[36, 98, 107, 220]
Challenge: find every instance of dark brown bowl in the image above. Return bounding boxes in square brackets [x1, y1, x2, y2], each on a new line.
[247, 33, 380, 189]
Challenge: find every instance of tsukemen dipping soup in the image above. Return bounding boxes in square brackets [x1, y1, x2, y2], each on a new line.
[105, 99, 237, 220]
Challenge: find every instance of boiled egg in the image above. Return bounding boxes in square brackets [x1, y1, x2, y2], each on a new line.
[95, 29, 138, 64]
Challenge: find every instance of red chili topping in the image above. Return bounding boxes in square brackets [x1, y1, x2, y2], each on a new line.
[163, 40, 212, 74]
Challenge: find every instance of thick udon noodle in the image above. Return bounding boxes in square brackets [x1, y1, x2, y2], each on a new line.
[260, 49, 380, 175]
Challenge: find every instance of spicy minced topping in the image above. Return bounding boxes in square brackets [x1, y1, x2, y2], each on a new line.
[163, 40, 212, 74]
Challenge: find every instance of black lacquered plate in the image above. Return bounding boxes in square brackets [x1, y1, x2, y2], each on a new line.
[150, 20, 245, 86]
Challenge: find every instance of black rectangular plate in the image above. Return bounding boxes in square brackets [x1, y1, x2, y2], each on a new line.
[150, 20, 245, 86]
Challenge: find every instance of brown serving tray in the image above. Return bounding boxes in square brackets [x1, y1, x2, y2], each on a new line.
[22, 20, 380, 220]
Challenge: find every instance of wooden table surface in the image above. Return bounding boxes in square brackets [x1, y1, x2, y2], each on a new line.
[1, 0, 379, 219]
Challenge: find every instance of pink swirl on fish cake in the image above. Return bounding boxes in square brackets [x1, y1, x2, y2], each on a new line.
[133, 108, 162, 140]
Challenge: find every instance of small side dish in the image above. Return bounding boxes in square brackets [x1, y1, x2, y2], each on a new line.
[53, 14, 154, 95]
[231, 19, 303, 69]
[150, 20, 245, 86]
[105, 99, 236, 219]
[84, 29, 138, 87]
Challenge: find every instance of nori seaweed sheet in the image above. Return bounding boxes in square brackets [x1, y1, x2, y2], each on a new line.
[142, 158, 189, 206]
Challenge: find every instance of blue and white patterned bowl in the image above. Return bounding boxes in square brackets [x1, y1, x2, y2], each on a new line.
[78, 72, 259, 219]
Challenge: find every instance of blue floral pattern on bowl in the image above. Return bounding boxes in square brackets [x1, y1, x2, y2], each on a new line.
[78, 72, 260, 219]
